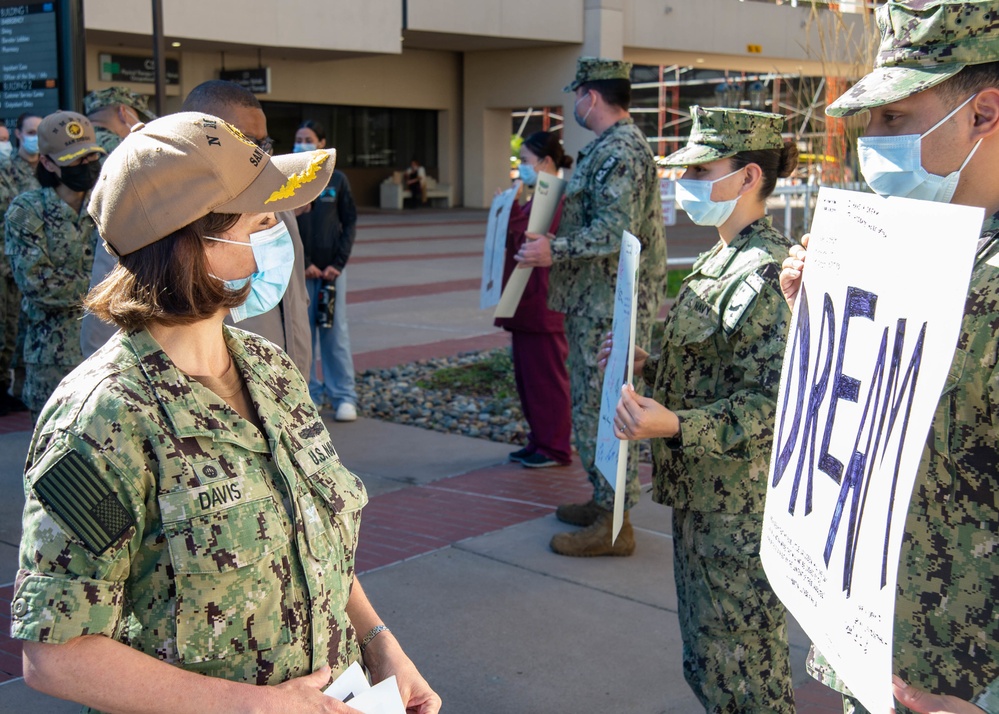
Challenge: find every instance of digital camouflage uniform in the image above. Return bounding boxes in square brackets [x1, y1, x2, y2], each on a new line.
[0, 151, 41, 386]
[808, 2, 999, 712]
[647, 107, 794, 712]
[92, 126, 122, 158]
[552, 58, 667, 511]
[5, 187, 97, 416]
[11, 327, 367, 713]
[643, 217, 793, 713]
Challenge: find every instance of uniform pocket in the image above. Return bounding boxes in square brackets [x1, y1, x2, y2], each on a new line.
[664, 293, 721, 402]
[159, 478, 291, 664]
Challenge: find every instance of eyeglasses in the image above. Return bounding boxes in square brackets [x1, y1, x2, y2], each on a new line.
[253, 136, 274, 156]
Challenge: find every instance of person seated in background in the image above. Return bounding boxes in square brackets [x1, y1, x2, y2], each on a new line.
[404, 157, 427, 207]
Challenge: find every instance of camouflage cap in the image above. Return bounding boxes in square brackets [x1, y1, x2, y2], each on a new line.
[564, 57, 632, 92]
[83, 86, 156, 120]
[38, 111, 106, 167]
[659, 106, 785, 167]
[827, 0, 999, 117]
[89, 112, 336, 256]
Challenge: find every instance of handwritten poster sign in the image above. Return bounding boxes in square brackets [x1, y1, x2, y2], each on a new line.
[595, 231, 641, 543]
[761, 187, 982, 712]
[494, 173, 566, 319]
[480, 186, 516, 310]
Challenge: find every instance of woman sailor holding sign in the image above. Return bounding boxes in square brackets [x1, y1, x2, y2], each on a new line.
[9, 113, 440, 714]
[496, 131, 574, 469]
[603, 106, 798, 712]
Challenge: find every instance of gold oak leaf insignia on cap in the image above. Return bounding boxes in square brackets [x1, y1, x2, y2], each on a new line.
[266, 153, 331, 204]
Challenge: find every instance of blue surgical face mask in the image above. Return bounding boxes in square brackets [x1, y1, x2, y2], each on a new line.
[573, 92, 594, 130]
[294, 142, 317, 153]
[857, 93, 980, 203]
[21, 134, 38, 155]
[0, 141, 12, 159]
[675, 167, 745, 227]
[518, 162, 538, 187]
[207, 222, 295, 322]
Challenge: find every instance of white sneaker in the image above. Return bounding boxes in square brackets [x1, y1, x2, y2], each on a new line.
[335, 402, 358, 422]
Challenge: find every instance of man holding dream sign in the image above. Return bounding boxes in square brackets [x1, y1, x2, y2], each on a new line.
[517, 57, 667, 557]
[780, 1, 999, 710]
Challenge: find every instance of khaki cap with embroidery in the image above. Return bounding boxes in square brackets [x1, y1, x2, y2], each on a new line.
[38, 111, 106, 167]
[89, 112, 336, 256]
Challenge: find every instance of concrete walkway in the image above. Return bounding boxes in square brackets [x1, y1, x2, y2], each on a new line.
[0, 208, 840, 713]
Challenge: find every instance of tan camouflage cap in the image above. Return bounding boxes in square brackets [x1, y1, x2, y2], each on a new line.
[564, 57, 632, 92]
[38, 111, 106, 167]
[659, 106, 785, 167]
[828, 0, 999, 117]
[89, 112, 336, 256]
[83, 86, 156, 120]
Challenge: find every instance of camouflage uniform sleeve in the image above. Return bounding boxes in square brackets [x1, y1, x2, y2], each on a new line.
[974, 678, 999, 714]
[551, 148, 642, 263]
[672, 280, 790, 461]
[11, 431, 141, 645]
[5, 197, 89, 308]
[641, 352, 660, 386]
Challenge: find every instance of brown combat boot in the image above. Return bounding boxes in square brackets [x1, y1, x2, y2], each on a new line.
[550, 510, 635, 557]
[555, 499, 603, 526]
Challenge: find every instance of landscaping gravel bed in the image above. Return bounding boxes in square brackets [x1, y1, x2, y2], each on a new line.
[355, 348, 652, 463]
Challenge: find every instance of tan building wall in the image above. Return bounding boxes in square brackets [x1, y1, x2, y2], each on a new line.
[81, 0, 872, 207]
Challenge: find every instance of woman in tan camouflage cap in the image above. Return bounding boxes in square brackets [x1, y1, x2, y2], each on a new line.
[11, 112, 441, 714]
[607, 105, 799, 711]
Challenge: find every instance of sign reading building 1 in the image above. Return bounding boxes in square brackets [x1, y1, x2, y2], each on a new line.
[0, 2, 60, 124]
[99, 53, 180, 85]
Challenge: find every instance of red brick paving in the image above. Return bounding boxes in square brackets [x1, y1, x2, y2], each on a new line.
[353, 332, 511, 372]
[348, 278, 480, 305]
[349, 251, 482, 265]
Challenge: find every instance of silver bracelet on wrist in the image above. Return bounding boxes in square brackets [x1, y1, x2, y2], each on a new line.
[360, 624, 389, 654]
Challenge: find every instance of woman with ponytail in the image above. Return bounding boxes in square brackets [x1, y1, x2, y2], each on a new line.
[496, 131, 574, 469]
[604, 106, 799, 712]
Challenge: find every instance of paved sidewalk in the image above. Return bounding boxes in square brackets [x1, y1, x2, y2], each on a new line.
[0, 209, 840, 713]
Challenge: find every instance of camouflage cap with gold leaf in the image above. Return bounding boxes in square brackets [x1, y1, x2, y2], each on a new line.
[659, 106, 785, 167]
[827, 0, 999, 117]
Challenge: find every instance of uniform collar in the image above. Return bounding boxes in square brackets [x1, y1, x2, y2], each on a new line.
[579, 117, 635, 159]
[126, 325, 291, 449]
[693, 216, 773, 279]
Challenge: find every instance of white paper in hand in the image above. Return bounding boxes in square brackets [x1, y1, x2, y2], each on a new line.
[324, 662, 406, 714]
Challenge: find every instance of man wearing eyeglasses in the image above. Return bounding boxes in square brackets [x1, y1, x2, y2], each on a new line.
[80, 80, 313, 377]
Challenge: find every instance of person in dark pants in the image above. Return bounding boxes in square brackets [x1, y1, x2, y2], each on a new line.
[496, 132, 573, 468]
[295, 120, 359, 421]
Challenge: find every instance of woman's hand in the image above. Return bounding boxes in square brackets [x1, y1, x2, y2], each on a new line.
[890, 676, 986, 714]
[305, 264, 323, 280]
[780, 233, 809, 310]
[597, 332, 649, 376]
[268, 666, 364, 713]
[322, 266, 341, 281]
[363, 633, 442, 714]
[514, 232, 554, 268]
[613, 383, 679, 440]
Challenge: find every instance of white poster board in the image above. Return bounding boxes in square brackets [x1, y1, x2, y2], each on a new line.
[493, 173, 566, 319]
[660, 177, 676, 227]
[595, 231, 641, 543]
[761, 187, 982, 713]
[480, 186, 517, 310]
